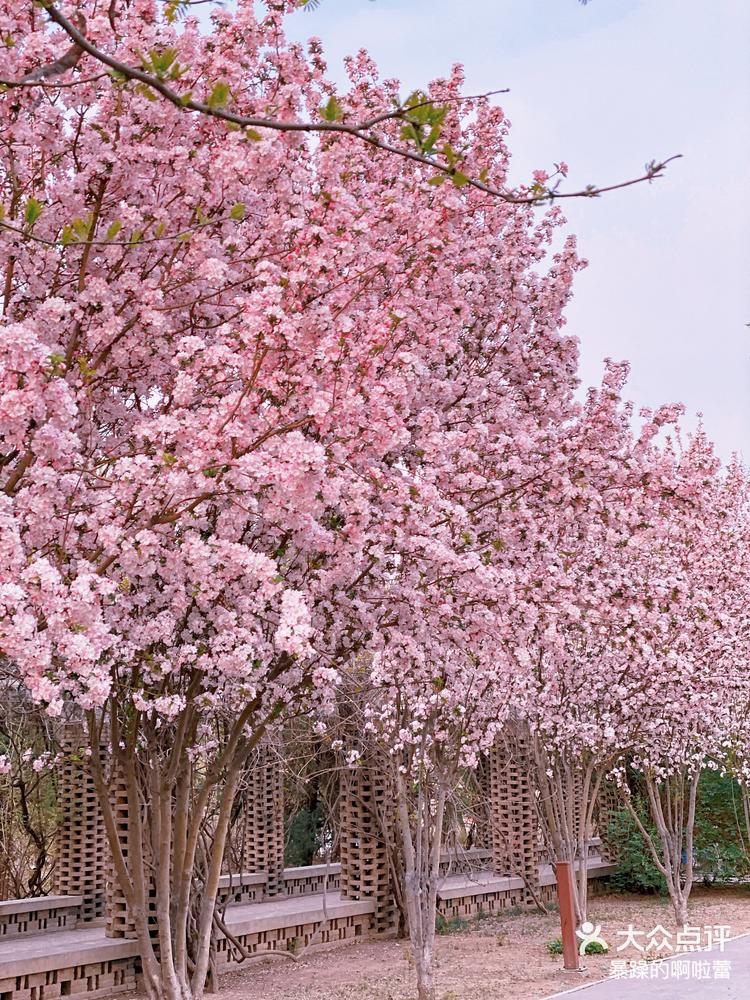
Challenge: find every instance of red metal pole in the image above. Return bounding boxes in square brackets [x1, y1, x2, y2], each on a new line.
[556, 861, 582, 971]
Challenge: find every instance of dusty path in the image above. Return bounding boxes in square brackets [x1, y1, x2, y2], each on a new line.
[210, 887, 750, 1000]
[550, 932, 750, 999]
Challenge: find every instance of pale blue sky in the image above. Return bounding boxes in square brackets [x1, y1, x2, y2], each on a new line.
[285, 0, 750, 459]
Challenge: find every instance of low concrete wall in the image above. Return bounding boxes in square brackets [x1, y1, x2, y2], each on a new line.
[0, 896, 84, 938]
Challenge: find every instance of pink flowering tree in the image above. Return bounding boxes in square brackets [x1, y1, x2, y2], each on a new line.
[489, 365, 736, 930]
[501, 367, 686, 923]
[0, 2, 688, 996]
[614, 440, 746, 926]
[713, 464, 750, 856]
[0, 2, 625, 998]
[354, 228, 587, 998]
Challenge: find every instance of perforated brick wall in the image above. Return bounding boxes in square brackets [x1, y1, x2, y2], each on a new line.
[488, 739, 540, 902]
[55, 726, 107, 923]
[234, 742, 285, 898]
[339, 761, 395, 935]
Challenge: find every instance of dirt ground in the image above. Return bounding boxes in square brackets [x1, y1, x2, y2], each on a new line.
[213, 887, 750, 1000]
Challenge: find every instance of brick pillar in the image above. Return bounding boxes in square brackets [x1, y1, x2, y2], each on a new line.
[56, 725, 107, 923]
[105, 764, 138, 938]
[489, 738, 540, 901]
[339, 760, 395, 935]
[595, 779, 621, 861]
[236, 742, 285, 897]
[472, 754, 493, 850]
[104, 763, 159, 942]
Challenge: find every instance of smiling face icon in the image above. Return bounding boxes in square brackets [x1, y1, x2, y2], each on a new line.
[576, 921, 609, 956]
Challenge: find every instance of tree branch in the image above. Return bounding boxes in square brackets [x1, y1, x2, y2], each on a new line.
[42, 3, 681, 207]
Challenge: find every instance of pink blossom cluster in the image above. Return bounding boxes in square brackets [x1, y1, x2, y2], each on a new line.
[0, 0, 744, 787]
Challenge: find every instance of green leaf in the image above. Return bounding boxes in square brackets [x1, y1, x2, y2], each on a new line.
[245, 128, 262, 142]
[441, 144, 458, 168]
[135, 82, 158, 102]
[320, 95, 342, 122]
[47, 352, 66, 375]
[400, 122, 421, 147]
[164, 0, 182, 23]
[179, 90, 193, 107]
[422, 124, 442, 156]
[148, 47, 178, 77]
[451, 171, 471, 189]
[129, 229, 143, 245]
[106, 220, 122, 241]
[60, 225, 76, 246]
[229, 202, 246, 221]
[427, 175, 446, 187]
[154, 222, 166, 237]
[77, 357, 97, 383]
[72, 216, 91, 240]
[24, 198, 43, 228]
[206, 82, 230, 111]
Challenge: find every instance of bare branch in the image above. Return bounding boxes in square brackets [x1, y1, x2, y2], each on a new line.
[39, 3, 681, 207]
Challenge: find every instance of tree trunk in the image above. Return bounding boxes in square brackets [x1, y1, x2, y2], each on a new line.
[83, 697, 278, 1000]
[673, 895, 690, 927]
[395, 768, 446, 1000]
[623, 767, 698, 928]
[415, 954, 435, 1000]
[532, 743, 602, 925]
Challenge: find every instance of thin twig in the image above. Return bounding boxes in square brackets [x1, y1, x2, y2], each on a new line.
[42, 4, 681, 207]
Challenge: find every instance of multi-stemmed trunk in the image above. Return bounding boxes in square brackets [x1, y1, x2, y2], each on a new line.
[532, 745, 604, 925]
[623, 766, 698, 927]
[394, 766, 447, 1000]
[83, 688, 282, 1000]
[740, 782, 750, 868]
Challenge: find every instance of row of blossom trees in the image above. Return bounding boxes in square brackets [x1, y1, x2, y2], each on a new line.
[358, 362, 750, 995]
[0, 2, 745, 1000]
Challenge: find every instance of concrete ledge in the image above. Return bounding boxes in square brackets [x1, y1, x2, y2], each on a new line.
[282, 863, 341, 881]
[225, 891, 375, 937]
[438, 873, 525, 901]
[218, 872, 265, 889]
[539, 859, 618, 887]
[0, 927, 139, 978]
[438, 858, 618, 900]
[0, 895, 83, 917]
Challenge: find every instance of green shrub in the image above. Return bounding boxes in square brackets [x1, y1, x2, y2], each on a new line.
[546, 937, 608, 957]
[693, 771, 750, 884]
[605, 772, 750, 894]
[435, 913, 470, 935]
[605, 807, 667, 896]
[584, 940, 609, 955]
[284, 802, 326, 866]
